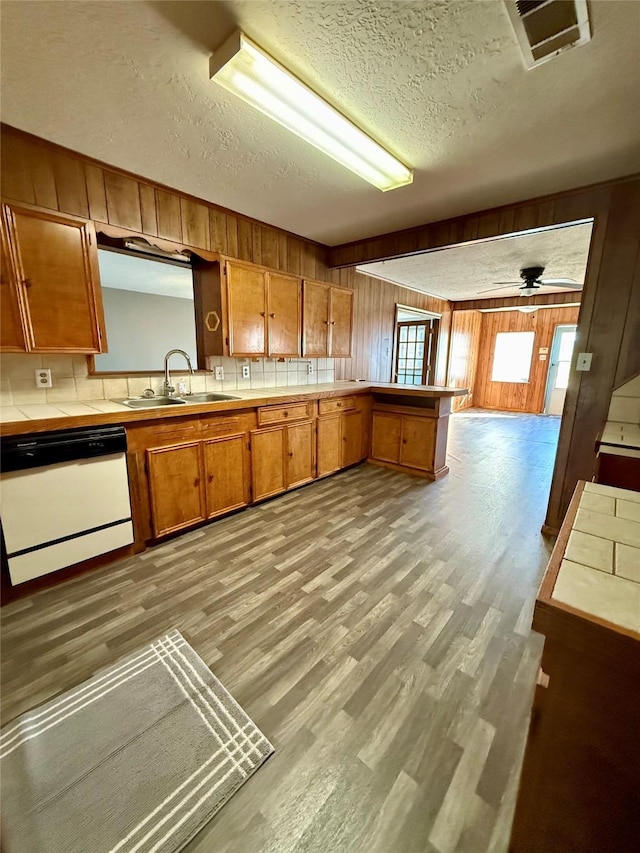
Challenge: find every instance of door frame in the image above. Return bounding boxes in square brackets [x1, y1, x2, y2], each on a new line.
[544, 323, 578, 415]
[391, 304, 441, 385]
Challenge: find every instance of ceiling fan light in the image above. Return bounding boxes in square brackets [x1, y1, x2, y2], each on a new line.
[518, 306, 538, 313]
[209, 31, 413, 192]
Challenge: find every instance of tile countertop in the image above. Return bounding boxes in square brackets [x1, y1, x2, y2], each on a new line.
[0, 382, 468, 435]
[599, 420, 640, 458]
[549, 482, 640, 634]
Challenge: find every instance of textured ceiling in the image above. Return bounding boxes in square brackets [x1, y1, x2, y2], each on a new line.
[1, 1, 639, 245]
[357, 222, 593, 301]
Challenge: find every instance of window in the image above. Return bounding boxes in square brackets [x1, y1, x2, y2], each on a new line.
[491, 331, 535, 383]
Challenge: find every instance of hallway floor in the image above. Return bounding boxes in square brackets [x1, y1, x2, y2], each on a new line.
[1, 410, 562, 852]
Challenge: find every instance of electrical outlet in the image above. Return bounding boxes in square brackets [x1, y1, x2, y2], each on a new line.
[215, 366, 224, 380]
[242, 365, 250, 379]
[35, 368, 52, 388]
[307, 363, 313, 375]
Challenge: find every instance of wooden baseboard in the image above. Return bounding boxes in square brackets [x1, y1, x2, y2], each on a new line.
[541, 523, 560, 537]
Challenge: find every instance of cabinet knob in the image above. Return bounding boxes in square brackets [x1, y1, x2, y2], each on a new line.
[208, 474, 214, 483]
[194, 477, 200, 486]
[289, 451, 293, 458]
[283, 411, 288, 417]
[330, 321, 336, 325]
[270, 313, 276, 318]
[260, 312, 266, 317]
[22, 278, 32, 288]
[337, 402, 342, 407]
[324, 320, 330, 325]
[402, 439, 407, 444]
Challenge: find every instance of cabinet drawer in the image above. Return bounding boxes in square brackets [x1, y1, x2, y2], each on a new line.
[257, 402, 311, 425]
[126, 417, 200, 451]
[318, 396, 355, 415]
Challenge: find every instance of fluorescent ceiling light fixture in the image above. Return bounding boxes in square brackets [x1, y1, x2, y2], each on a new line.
[209, 31, 413, 192]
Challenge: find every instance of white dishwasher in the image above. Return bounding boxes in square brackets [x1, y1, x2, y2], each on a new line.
[1, 426, 134, 585]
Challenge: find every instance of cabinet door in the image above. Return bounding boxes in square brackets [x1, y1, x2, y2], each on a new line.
[329, 287, 353, 357]
[147, 441, 206, 537]
[2, 203, 105, 353]
[317, 415, 342, 477]
[371, 413, 401, 463]
[286, 421, 315, 488]
[399, 416, 435, 471]
[203, 434, 249, 518]
[225, 260, 267, 356]
[302, 280, 330, 357]
[342, 410, 363, 467]
[251, 427, 286, 500]
[268, 272, 301, 357]
[0, 227, 26, 351]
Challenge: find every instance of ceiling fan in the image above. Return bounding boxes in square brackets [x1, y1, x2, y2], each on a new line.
[478, 266, 580, 297]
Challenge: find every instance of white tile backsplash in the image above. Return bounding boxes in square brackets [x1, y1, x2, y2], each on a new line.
[1, 354, 335, 405]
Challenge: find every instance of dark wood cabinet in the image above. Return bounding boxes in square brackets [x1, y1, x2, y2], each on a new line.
[1, 201, 106, 353]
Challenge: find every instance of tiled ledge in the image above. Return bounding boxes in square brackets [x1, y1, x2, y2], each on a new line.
[551, 482, 640, 633]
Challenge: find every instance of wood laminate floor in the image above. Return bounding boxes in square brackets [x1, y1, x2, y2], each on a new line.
[1, 410, 561, 852]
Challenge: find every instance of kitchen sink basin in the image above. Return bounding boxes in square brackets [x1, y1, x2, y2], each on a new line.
[115, 398, 187, 409]
[178, 393, 240, 403]
[114, 393, 240, 409]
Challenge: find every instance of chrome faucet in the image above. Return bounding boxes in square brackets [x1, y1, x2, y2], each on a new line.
[163, 349, 194, 396]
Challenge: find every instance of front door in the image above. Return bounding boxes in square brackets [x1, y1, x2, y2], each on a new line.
[544, 325, 577, 415]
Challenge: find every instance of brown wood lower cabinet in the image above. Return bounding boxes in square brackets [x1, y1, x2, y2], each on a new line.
[146, 441, 206, 538]
[369, 405, 445, 479]
[317, 409, 365, 476]
[251, 421, 315, 501]
[203, 433, 250, 518]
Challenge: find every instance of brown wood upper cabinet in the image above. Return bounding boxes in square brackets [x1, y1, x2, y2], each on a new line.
[0, 201, 106, 353]
[224, 259, 301, 358]
[302, 280, 353, 357]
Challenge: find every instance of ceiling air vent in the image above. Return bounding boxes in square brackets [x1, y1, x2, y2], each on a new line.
[505, 0, 591, 68]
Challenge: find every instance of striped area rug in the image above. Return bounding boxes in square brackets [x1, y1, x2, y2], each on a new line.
[0, 629, 274, 853]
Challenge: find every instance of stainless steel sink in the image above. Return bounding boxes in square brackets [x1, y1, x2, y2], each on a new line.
[178, 393, 240, 403]
[115, 398, 187, 409]
[114, 393, 240, 409]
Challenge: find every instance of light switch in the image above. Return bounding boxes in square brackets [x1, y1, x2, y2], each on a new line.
[576, 353, 593, 371]
[215, 366, 224, 380]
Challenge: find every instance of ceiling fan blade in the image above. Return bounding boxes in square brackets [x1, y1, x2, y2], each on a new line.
[477, 284, 524, 294]
[539, 278, 581, 287]
[491, 281, 522, 286]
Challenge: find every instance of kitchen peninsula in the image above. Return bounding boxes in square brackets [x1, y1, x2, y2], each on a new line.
[0, 382, 466, 590]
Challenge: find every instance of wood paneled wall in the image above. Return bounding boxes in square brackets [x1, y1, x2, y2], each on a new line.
[0, 124, 451, 384]
[332, 271, 451, 384]
[328, 175, 640, 531]
[474, 307, 580, 413]
[447, 311, 482, 412]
